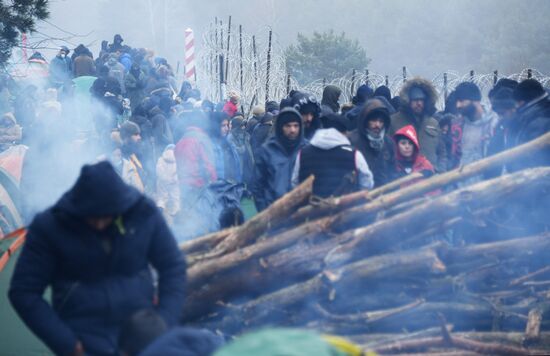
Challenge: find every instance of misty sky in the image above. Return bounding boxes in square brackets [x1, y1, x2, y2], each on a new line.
[35, 0, 550, 79]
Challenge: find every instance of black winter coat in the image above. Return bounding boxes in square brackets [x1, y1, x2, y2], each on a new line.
[9, 162, 186, 356]
[508, 93, 550, 171]
[349, 99, 394, 188]
[252, 136, 305, 211]
[250, 113, 274, 159]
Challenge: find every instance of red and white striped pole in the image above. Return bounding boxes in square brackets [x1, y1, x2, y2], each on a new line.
[21, 33, 28, 62]
[184, 28, 196, 82]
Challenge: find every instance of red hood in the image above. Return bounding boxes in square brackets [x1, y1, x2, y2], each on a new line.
[393, 125, 420, 150]
[393, 124, 420, 161]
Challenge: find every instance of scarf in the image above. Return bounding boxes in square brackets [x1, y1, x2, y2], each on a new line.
[366, 128, 386, 151]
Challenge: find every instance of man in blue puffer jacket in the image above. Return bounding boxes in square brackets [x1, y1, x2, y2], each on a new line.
[9, 161, 186, 356]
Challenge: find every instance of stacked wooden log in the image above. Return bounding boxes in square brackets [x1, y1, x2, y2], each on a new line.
[180, 132, 550, 355]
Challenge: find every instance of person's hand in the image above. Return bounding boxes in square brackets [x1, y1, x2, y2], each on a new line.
[420, 169, 434, 178]
[72, 341, 85, 356]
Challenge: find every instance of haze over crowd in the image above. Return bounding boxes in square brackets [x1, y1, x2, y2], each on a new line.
[39, 0, 550, 79]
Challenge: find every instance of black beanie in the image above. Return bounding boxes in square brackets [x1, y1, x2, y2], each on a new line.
[455, 82, 481, 101]
[277, 107, 302, 126]
[374, 85, 392, 102]
[321, 113, 349, 133]
[513, 79, 545, 103]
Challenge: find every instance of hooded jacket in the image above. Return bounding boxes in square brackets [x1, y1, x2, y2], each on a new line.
[250, 112, 275, 158]
[392, 125, 435, 183]
[507, 92, 550, 171]
[148, 106, 174, 156]
[389, 77, 447, 173]
[227, 121, 255, 186]
[291, 128, 374, 197]
[321, 85, 342, 116]
[252, 108, 306, 211]
[349, 98, 395, 187]
[9, 161, 186, 356]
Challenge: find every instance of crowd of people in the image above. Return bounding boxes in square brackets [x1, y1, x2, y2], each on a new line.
[1, 35, 549, 238]
[2, 33, 550, 355]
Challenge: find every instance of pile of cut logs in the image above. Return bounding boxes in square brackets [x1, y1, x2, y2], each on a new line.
[180, 132, 550, 355]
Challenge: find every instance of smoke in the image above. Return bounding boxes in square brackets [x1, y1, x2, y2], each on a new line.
[36, 0, 550, 80]
[16, 76, 111, 222]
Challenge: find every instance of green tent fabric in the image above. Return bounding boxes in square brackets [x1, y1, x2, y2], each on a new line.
[72, 76, 97, 132]
[0, 239, 52, 355]
[240, 197, 257, 220]
[72, 75, 97, 98]
[214, 328, 349, 356]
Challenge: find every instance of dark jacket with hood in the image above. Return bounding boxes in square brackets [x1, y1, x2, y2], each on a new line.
[389, 77, 447, 173]
[227, 117, 255, 187]
[9, 161, 186, 356]
[346, 84, 374, 128]
[252, 108, 306, 211]
[148, 105, 174, 156]
[321, 85, 342, 116]
[349, 98, 395, 187]
[508, 92, 550, 172]
[250, 112, 275, 158]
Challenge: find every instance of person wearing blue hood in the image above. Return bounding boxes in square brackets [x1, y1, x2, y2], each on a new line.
[345, 84, 374, 130]
[252, 107, 306, 211]
[508, 79, 550, 172]
[9, 161, 186, 356]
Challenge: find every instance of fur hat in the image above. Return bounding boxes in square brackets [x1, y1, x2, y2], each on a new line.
[252, 105, 265, 117]
[227, 90, 240, 101]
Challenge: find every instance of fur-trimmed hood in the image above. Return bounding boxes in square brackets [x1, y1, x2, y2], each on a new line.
[399, 77, 438, 116]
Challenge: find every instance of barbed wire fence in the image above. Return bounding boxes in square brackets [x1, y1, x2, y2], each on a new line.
[197, 19, 550, 113]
